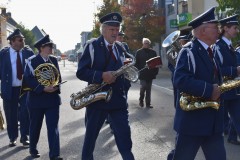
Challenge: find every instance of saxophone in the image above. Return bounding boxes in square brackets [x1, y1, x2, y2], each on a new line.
[70, 42, 138, 110]
[180, 78, 240, 111]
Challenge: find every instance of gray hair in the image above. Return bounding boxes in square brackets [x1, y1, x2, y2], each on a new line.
[100, 23, 107, 35]
[142, 38, 151, 44]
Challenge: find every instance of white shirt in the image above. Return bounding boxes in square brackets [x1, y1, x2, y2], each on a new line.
[222, 36, 232, 48]
[10, 47, 23, 87]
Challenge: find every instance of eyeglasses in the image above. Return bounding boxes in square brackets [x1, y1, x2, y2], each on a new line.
[17, 39, 24, 42]
[205, 26, 219, 30]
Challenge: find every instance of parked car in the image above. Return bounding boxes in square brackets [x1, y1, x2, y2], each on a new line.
[68, 54, 75, 62]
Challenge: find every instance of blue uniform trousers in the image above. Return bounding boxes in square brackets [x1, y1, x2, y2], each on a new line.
[225, 99, 240, 136]
[82, 108, 134, 160]
[28, 106, 60, 158]
[228, 119, 238, 141]
[168, 133, 226, 160]
[223, 105, 230, 134]
[19, 94, 29, 140]
[3, 87, 20, 141]
[3, 87, 29, 141]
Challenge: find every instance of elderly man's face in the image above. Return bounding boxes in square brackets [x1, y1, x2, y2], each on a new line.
[103, 25, 120, 44]
[204, 23, 219, 44]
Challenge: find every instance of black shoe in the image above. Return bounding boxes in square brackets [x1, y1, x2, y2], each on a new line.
[30, 150, 41, 158]
[50, 156, 63, 160]
[146, 105, 153, 108]
[139, 102, 144, 107]
[228, 139, 240, 145]
[9, 141, 17, 147]
[224, 130, 228, 135]
[20, 139, 30, 146]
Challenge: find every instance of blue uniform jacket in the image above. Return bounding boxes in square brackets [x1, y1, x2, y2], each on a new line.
[0, 46, 34, 100]
[24, 54, 61, 108]
[76, 36, 130, 110]
[173, 39, 224, 136]
[213, 38, 239, 100]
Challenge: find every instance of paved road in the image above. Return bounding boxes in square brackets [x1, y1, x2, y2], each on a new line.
[0, 60, 239, 160]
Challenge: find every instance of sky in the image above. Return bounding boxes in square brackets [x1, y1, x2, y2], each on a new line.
[4, 0, 103, 52]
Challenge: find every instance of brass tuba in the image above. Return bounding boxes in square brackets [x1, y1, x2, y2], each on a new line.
[20, 63, 60, 97]
[180, 77, 240, 111]
[162, 30, 181, 66]
[70, 43, 138, 110]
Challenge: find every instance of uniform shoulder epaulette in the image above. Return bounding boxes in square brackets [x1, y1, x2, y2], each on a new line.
[115, 41, 124, 47]
[23, 45, 34, 51]
[0, 46, 9, 52]
[27, 54, 36, 61]
[49, 55, 57, 58]
[23, 45, 30, 49]
[182, 41, 192, 48]
[86, 38, 97, 45]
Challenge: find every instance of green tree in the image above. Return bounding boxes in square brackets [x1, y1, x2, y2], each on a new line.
[91, 0, 121, 38]
[121, 0, 165, 52]
[216, 0, 240, 15]
[16, 23, 36, 51]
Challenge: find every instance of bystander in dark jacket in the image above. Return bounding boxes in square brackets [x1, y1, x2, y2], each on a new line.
[135, 38, 159, 108]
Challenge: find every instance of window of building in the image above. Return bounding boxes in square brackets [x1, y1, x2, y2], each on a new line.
[182, 1, 188, 13]
[167, 4, 175, 15]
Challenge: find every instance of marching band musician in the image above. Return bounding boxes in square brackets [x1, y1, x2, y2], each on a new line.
[76, 12, 134, 160]
[0, 29, 34, 147]
[213, 14, 240, 145]
[167, 34, 190, 108]
[117, 31, 130, 53]
[23, 35, 63, 160]
[168, 7, 226, 160]
[105, 30, 131, 132]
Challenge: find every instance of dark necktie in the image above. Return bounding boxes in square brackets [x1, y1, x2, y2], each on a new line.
[108, 44, 117, 61]
[16, 51, 23, 80]
[207, 47, 218, 77]
[229, 45, 235, 52]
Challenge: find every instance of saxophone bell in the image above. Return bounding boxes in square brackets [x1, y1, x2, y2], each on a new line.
[70, 88, 112, 110]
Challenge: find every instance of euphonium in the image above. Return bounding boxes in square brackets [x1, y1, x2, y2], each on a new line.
[70, 42, 138, 110]
[162, 30, 182, 66]
[180, 77, 240, 111]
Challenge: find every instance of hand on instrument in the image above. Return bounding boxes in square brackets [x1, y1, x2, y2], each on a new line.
[44, 85, 58, 93]
[237, 66, 240, 76]
[211, 84, 221, 101]
[102, 71, 116, 84]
